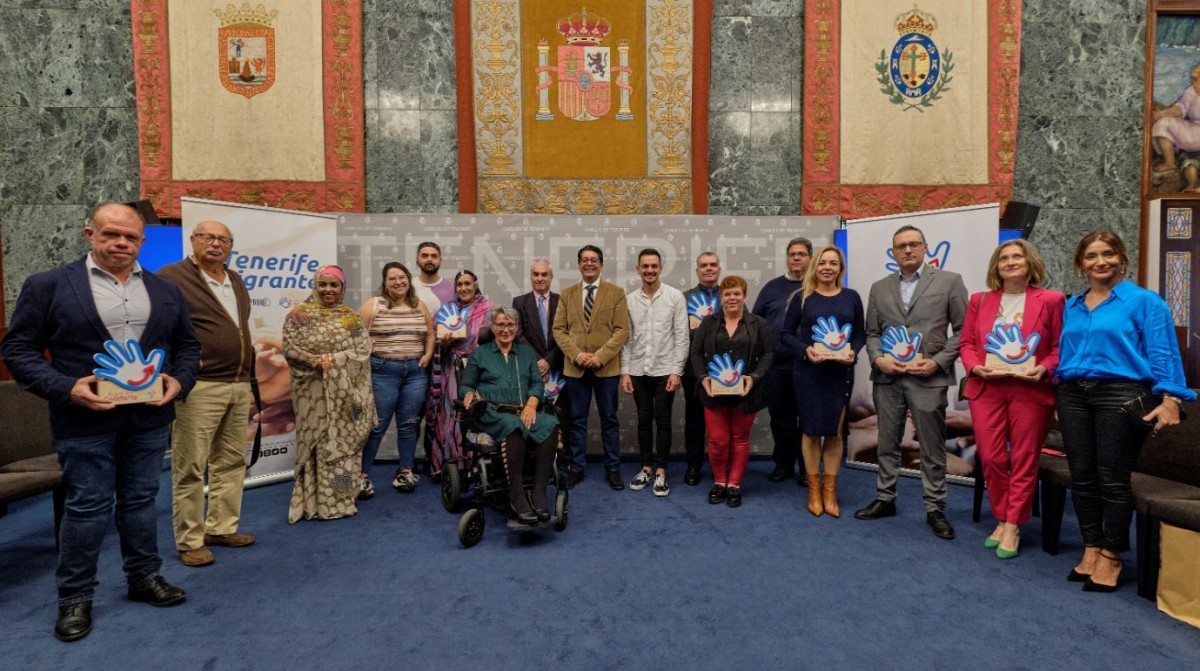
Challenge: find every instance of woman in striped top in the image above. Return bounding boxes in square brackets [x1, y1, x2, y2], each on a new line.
[357, 262, 435, 497]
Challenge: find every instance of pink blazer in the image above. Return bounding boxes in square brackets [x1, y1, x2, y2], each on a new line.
[960, 285, 1065, 405]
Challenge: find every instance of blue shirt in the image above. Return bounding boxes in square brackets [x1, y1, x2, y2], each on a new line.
[1058, 280, 1195, 399]
[899, 268, 921, 312]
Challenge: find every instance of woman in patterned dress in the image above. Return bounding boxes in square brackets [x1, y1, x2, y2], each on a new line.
[283, 265, 377, 523]
[426, 270, 495, 476]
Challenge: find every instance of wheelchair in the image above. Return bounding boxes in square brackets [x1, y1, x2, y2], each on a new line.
[441, 399, 570, 548]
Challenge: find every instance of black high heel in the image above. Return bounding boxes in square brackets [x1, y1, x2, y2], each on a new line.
[1081, 550, 1122, 592]
[1066, 569, 1090, 583]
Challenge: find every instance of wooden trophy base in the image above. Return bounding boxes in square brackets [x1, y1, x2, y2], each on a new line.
[888, 352, 924, 370]
[812, 343, 855, 362]
[437, 325, 466, 339]
[96, 377, 164, 405]
[688, 316, 703, 329]
[709, 377, 745, 396]
[985, 353, 1036, 376]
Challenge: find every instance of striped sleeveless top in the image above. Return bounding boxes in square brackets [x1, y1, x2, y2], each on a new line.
[368, 297, 428, 359]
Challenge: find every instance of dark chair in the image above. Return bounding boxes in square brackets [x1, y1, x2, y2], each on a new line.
[0, 380, 64, 545]
[1129, 404, 1200, 600]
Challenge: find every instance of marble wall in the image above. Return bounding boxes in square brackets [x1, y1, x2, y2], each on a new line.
[0, 0, 1147, 319]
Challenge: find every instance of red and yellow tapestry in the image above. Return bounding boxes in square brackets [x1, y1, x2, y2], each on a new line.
[132, 0, 365, 217]
[802, 0, 1021, 218]
[455, 0, 711, 214]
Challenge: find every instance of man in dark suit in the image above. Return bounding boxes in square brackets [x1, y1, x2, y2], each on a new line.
[552, 245, 631, 490]
[513, 259, 572, 465]
[854, 225, 968, 541]
[1, 202, 201, 642]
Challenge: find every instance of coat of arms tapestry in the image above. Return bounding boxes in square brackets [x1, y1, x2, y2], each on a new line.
[132, 1, 365, 217]
[455, 0, 712, 214]
[802, 0, 1021, 218]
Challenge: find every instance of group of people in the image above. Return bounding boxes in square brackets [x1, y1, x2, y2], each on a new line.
[1, 202, 1192, 643]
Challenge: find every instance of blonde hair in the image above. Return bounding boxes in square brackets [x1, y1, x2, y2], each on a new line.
[791, 246, 846, 308]
[986, 239, 1049, 290]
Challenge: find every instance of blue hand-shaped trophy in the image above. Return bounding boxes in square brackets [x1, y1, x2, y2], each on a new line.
[687, 293, 718, 329]
[92, 338, 166, 404]
[544, 370, 566, 401]
[811, 316, 854, 362]
[984, 324, 1040, 374]
[434, 303, 468, 338]
[881, 325, 924, 366]
[707, 353, 746, 396]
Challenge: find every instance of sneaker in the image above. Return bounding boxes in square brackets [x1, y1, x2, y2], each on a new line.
[630, 470, 653, 491]
[392, 469, 419, 493]
[652, 474, 669, 497]
[358, 475, 375, 501]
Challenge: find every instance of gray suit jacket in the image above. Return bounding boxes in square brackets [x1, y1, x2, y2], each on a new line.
[864, 266, 968, 387]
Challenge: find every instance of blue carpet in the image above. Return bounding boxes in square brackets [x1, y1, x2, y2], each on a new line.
[1, 463, 1198, 670]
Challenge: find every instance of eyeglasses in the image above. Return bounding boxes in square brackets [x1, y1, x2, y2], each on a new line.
[493, 323, 517, 332]
[892, 241, 925, 251]
[194, 233, 234, 246]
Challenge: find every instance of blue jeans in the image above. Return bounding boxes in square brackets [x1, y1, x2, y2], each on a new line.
[567, 371, 620, 470]
[1056, 379, 1153, 553]
[363, 357, 428, 471]
[54, 425, 170, 606]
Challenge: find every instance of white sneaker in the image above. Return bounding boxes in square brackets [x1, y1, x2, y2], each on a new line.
[630, 470, 653, 490]
[653, 474, 669, 497]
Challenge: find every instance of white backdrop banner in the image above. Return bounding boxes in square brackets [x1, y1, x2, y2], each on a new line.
[337, 213, 842, 458]
[844, 203, 999, 477]
[181, 198, 339, 486]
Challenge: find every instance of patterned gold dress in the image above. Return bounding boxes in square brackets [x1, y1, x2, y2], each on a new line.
[283, 299, 376, 523]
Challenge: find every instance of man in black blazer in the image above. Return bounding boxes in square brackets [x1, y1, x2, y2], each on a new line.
[513, 259, 572, 466]
[2, 202, 201, 642]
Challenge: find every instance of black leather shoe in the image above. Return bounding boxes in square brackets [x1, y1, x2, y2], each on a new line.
[533, 506, 551, 522]
[54, 602, 92, 642]
[128, 576, 187, 607]
[708, 484, 727, 504]
[726, 487, 743, 508]
[684, 465, 701, 486]
[767, 466, 794, 483]
[607, 470, 625, 491]
[511, 507, 540, 525]
[854, 499, 897, 520]
[926, 511, 956, 540]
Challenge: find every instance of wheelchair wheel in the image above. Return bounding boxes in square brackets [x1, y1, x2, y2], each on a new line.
[458, 508, 485, 548]
[554, 489, 569, 532]
[441, 462, 462, 512]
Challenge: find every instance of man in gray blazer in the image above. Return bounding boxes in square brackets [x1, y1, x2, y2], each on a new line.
[854, 225, 968, 540]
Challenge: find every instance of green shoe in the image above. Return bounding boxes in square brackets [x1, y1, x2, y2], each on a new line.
[996, 539, 1020, 560]
[984, 537, 1000, 549]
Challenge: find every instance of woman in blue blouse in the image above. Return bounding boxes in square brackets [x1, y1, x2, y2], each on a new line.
[1057, 230, 1195, 592]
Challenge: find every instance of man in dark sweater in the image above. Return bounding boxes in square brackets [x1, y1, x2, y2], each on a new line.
[157, 220, 257, 568]
[752, 237, 811, 484]
[681, 252, 721, 485]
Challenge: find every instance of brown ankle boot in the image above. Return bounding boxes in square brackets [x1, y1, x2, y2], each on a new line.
[822, 474, 840, 518]
[806, 474, 824, 516]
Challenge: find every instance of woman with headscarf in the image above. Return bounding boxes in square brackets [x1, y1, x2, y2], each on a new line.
[426, 270, 495, 475]
[282, 264, 377, 523]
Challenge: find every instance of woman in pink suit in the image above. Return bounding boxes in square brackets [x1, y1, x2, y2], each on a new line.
[960, 240, 1064, 559]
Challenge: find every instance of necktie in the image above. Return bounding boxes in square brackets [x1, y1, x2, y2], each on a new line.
[538, 294, 549, 342]
[584, 285, 595, 323]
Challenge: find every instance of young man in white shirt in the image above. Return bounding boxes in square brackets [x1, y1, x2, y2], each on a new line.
[620, 249, 689, 495]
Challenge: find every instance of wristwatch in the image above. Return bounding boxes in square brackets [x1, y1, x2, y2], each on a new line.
[1162, 393, 1188, 420]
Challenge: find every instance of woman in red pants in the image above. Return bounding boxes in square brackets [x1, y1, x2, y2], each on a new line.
[960, 239, 1064, 559]
[689, 275, 773, 508]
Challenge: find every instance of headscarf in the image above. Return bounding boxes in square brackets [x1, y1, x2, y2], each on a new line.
[452, 270, 494, 355]
[307, 264, 346, 307]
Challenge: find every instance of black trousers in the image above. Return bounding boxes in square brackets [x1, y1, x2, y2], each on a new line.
[766, 366, 803, 473]
[631, 374, 675, 469]
[681, 373, 707, 468]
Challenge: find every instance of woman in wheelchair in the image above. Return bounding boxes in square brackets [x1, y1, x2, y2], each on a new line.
[460, 307, 560, 525]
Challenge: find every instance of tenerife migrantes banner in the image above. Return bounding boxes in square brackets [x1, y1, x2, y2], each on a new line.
[843, 203, 999, 478]
[181, 198, 338, 487]
[454, 0, 712, 214]
[802, 1, 1021, 218]
[133, 1, 365, 217]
